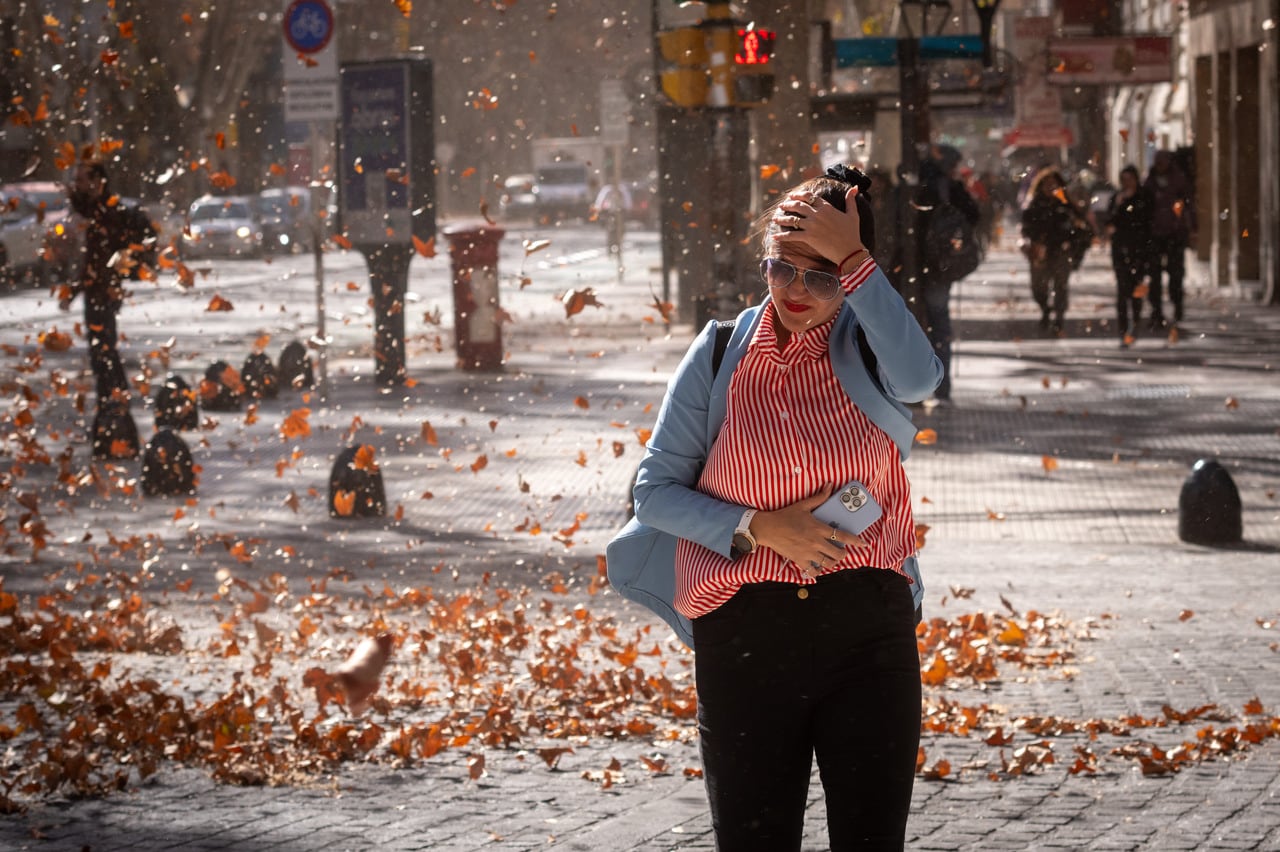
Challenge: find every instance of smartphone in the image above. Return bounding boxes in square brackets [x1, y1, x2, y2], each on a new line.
[812, 480, 883, 535]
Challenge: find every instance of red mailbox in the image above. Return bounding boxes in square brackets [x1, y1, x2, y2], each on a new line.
[444, 224, 505, 371]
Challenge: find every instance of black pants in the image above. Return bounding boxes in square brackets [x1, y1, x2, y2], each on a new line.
[692, 568, 921, 852]
[1030, 253, 1072, 323]
[85, 298, 127, 400]
[1111, 248, 1145, 337]
[1148, 235, 1186, 322]
[921, 277, 953, 400]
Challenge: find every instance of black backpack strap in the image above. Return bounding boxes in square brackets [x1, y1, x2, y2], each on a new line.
[711, 319, 736, 378]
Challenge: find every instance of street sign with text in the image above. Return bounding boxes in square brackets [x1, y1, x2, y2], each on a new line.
[282, 0, 337, 122]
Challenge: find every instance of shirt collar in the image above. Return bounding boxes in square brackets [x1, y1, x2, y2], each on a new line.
[750, 301, 836, 362]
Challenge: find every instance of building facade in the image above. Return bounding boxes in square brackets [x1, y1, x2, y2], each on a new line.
[1187, 0, 1278, 303]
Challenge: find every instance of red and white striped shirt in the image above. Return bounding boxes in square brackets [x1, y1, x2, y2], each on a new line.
[673, 258, 916, 619]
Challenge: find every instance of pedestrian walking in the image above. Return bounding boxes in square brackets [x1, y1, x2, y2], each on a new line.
[1106, 165, 1155, 346]
[619, 165, 942, 850]
[592, 182, 630, 257]
[1143, 149, 1196, 326]
[60, 162, 128, 401]
[59, 160, 155, 403]
[1020, 166, 1092, 334]
[917, 145, 980, 405]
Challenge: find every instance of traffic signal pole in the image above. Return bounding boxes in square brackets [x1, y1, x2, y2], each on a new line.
[654, 0, 774, 328]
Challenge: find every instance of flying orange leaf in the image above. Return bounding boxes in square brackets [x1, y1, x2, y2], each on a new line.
[469, 454, 488, 474]
[332, 233, 353, 250]
[205, 294, 234, 312]
[280, 407, 312, 440]
[1041, 455, 1059, 473]
[421, 421, 438, 445]
[332, 489, 356, 517]
[562, 287, 604, 318]
[353, 444, 378, 472]
[574, 396, 590, 410]
[412, 235, 436, 257]
[209, 170, 236, 190]
[39, 328, 73, 352]
[759, 163, 781, 180]
[335, 633, 394, 715]
[915, 428, 938, 445]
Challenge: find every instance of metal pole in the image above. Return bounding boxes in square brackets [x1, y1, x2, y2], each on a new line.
[312, 214, 329, 402]
[897, 34, 926, 324]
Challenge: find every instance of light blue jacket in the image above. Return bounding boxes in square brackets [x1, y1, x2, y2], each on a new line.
[608, 266, 942, 646]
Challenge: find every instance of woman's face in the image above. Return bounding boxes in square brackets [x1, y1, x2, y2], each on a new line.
[765, 244, 844, 335]
[1120, 170, 1138, 192]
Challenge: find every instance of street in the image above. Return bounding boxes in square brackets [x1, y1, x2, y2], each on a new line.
[2, 225, 1280, 851]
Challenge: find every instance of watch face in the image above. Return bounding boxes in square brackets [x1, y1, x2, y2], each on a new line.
[732, 532, 755, 554]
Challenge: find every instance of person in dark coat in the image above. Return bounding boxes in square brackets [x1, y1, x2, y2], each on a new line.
[1020, 167, 1090, 334]
[1106, 165, 1155, 346]
[59, 161, 153, 403]
[1143, 149, 1196, 326]
[916, 145, 979, 404]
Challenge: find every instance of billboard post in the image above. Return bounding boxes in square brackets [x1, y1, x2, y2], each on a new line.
[338, 59, 435, 387]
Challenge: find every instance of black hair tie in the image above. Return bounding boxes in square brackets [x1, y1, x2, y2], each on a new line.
[824, 164, 872, 194]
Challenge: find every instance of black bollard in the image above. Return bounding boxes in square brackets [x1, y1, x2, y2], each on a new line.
[141, 429, 198, 496]
[242, 352, 279, 400]
[153, 373, 199, 430]
[200, 361, 244, 412]
[328, 444, 386, 518]
[1178, 459, 1243, 545]
[91, 400, 140, 460]
[278, 340, 315, 391]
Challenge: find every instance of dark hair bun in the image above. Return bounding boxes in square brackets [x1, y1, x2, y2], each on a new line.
[824, 164, 872, 194]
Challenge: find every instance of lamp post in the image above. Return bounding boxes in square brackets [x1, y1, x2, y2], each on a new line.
[896, 0, 950, 321]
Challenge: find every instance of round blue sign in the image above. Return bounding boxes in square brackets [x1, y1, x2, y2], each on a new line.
[283, 0, 333, 54]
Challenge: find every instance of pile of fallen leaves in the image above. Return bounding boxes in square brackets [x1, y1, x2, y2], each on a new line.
[0, 564, 699, 812]
[4, 559, 1279, 813]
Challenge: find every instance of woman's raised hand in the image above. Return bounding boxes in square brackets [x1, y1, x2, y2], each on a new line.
[770, 186, 865, 267]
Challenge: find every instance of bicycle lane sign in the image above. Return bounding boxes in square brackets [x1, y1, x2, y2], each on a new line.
[282, 0, 337, 121]
[284, 0, 333, 54]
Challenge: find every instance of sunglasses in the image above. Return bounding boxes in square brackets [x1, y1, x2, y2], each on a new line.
[759, 258, 842, 301]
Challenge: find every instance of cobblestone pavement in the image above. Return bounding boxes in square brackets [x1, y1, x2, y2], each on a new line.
[2, 231, 1279, 851]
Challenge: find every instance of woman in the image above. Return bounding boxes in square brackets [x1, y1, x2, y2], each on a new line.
[1020, 167, 1091, 334]
[1106, 165, 1155, 346]
[631, 166, 942, 850]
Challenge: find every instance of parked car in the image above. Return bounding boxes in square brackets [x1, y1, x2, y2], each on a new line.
[1, 181, 70, 286]
[498, 173, 537, 220]
[532, 162, 592, 222]
[182, 195, 262, 259]
[255, 187, 322, 254]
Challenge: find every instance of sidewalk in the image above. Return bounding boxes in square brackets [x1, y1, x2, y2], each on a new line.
[2, 233, 1279, 851]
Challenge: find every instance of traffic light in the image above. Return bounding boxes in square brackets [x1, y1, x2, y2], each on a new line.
[659, 27, 708, 107]
[733, 26, 776, 106]
[657, 22, 777, 108]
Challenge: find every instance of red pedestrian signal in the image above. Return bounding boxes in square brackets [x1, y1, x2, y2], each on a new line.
[736, 28, 776, 66]
[733, 27, 775, 105]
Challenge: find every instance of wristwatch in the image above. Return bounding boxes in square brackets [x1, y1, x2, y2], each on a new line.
[731, 508, 758, 558]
